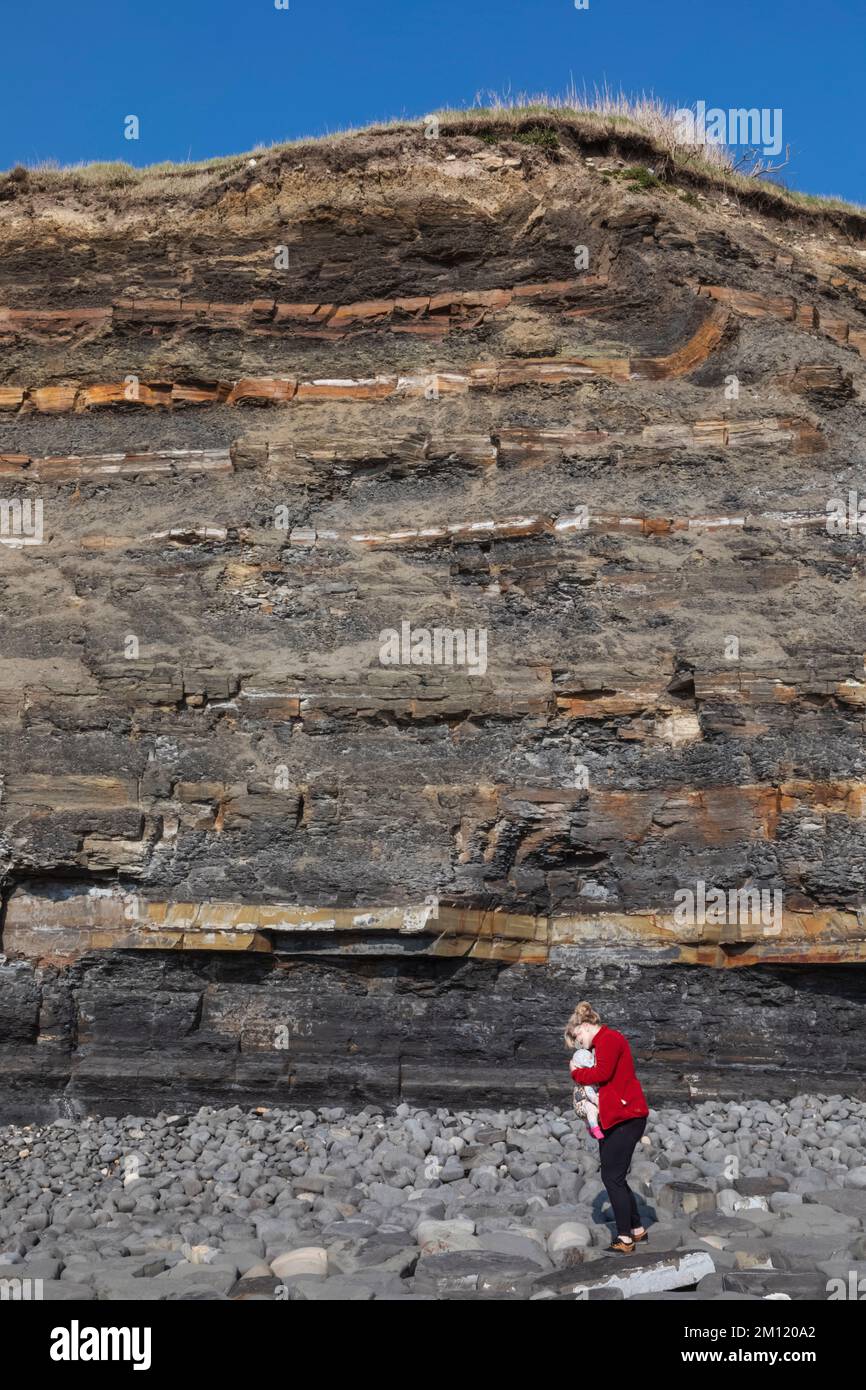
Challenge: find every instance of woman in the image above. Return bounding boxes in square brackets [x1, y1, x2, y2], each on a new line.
[565, 1001, 650, 1254]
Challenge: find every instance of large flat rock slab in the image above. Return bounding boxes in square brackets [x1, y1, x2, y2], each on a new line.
[533, 1249, 715, 1298]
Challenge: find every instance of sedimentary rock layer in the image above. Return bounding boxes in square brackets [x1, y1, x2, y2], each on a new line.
[1, 125, 865, 1114]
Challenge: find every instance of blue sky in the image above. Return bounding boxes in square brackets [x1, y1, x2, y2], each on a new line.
[1, 0, 863, 203]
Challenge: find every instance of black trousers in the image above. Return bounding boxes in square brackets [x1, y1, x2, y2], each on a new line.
[598, 1114, 647, 1235]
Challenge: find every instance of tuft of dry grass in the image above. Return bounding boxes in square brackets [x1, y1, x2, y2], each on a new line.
[462, 81, 738, 171]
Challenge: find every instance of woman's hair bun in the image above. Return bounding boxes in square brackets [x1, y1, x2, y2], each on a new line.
[563, 1000, 601, 1048]
[576, 1001, 601, 1025]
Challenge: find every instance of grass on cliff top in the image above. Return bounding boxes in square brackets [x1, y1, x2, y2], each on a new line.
[7, 88, 864, 223]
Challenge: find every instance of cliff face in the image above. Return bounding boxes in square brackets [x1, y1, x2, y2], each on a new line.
[1, 123, 865, 1119]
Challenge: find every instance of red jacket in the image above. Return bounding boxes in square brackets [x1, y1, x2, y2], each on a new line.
[570, 1025, 649, 1131]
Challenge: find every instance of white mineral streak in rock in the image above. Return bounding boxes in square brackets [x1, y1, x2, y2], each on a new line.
[563, 1251, 716, 1298]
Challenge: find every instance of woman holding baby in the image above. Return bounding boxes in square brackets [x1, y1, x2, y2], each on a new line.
[565, 1001, 650, 1254]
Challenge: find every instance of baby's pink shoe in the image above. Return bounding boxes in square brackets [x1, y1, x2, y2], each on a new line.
[589, 1124, 604, 1139]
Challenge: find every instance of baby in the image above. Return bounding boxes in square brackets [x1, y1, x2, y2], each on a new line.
[569, 1043, 604, 1140]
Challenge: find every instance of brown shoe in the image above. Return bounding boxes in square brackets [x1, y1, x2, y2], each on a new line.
[631, 1228, 649, 1243]
[606, 1236, 637, 1254]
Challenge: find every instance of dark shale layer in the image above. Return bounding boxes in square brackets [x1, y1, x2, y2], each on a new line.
[1, 125, 865, 1118]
